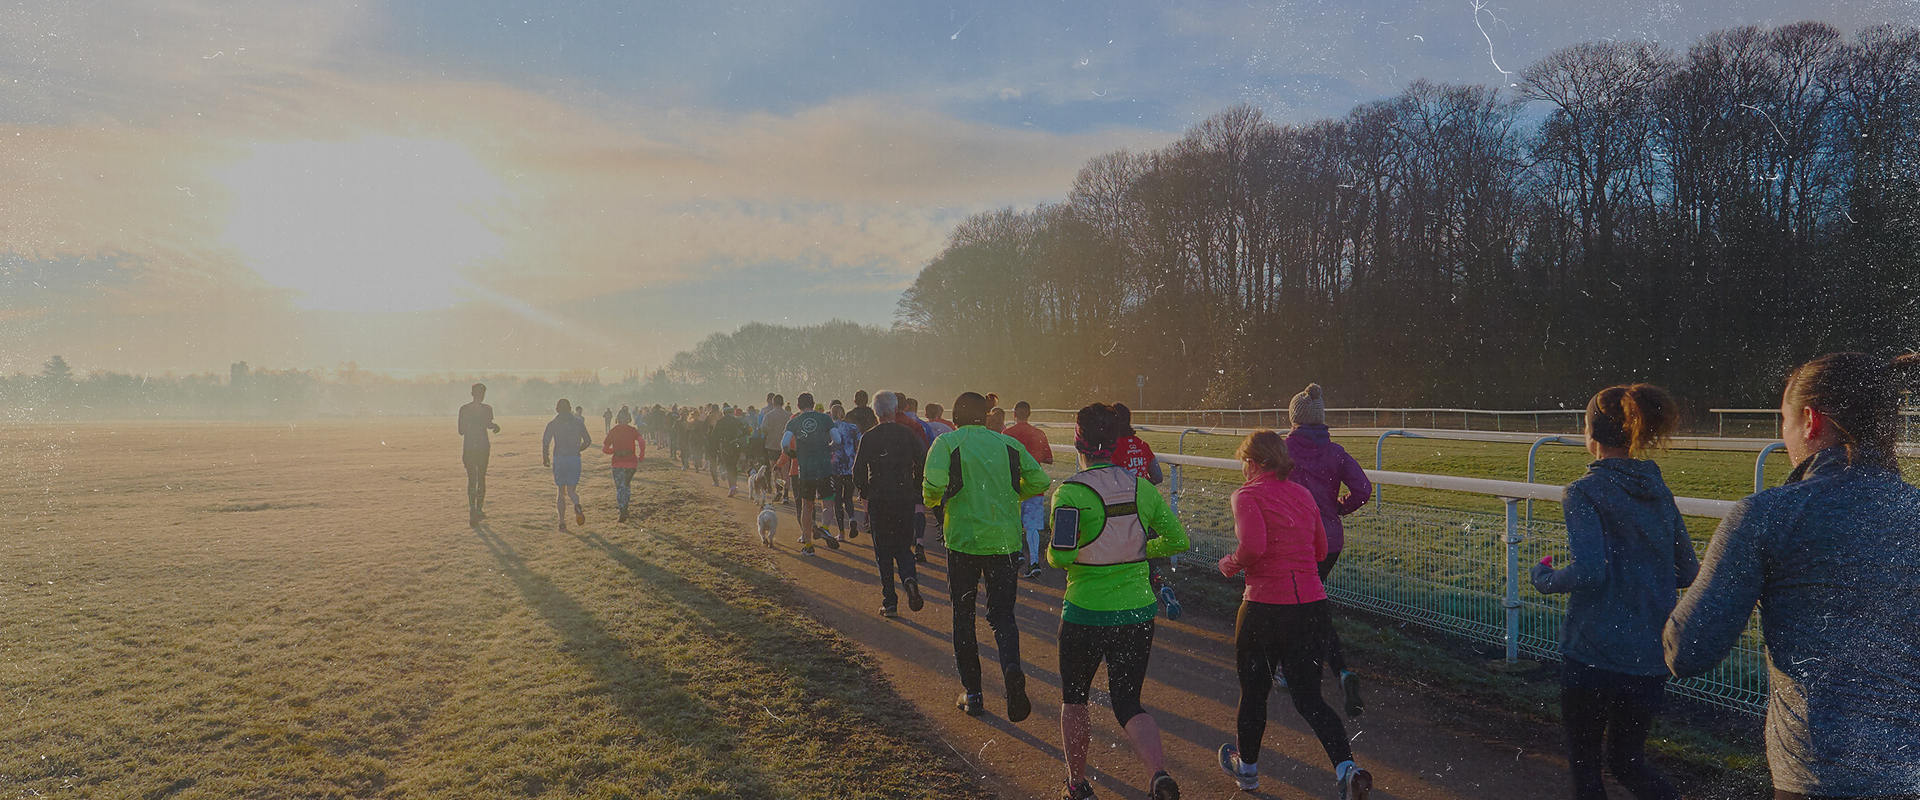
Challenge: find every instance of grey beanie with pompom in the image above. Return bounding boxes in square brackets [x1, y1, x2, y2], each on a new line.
[1289, 383, 1326, 426]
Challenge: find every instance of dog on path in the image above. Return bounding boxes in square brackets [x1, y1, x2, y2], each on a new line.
[756, 503, 778, 547]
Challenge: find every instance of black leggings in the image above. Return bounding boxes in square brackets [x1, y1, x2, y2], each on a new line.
[1561, 660, 1678, 800]
[1234, 600, 1352, 767]
[1058, 619, 1155, 726]
[1317, 551, 1348, 675]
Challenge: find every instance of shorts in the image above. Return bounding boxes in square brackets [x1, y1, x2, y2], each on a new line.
[793, 476, 832, 502]
[1021, 495, 1046, 531]
[551, 456, 582, 486]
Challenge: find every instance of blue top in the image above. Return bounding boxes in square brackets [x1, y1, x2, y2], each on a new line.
[1531, 458, 1699, 675]
[1665, 446, 1920, 796]
[541, 412, 593, 461]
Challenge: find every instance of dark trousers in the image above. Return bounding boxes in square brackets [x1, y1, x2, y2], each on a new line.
[948, 550, 1022, 694]
[1562, 660, 1679, 800]
[463, 447, 489, 510]
[831, 474, 856, 530]
[1059, 619, 1155, 726]
[870, 498, 918, 609]
[1316, 551, 1348, 675]
[1234, 600, 1352, 767]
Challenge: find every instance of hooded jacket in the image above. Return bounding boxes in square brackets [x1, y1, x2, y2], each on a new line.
[1531, 458, 1698, 676]
[1665, 447, 1920, 796]
[1284, 425, 1372, 553]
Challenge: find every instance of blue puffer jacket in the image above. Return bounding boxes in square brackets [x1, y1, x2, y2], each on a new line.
[1531, 458, 1699, 676]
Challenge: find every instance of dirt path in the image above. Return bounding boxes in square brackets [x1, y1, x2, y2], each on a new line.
[676, 467, 1577, 800]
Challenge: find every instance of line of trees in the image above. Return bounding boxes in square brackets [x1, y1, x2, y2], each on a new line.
[899, 22, 1920, 408]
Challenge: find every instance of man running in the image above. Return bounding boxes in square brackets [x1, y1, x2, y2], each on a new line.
[846, 389, 879, 433]
[458, 383, 501, 526]
[925, 392, 1051, 722]
[602, 407, 613, 435]
[829, 401, 862, 539]
[853, 391, 925, 617]
[1003, 400, 1056, 578]
[543, 398, 593, 532]
[782, 393, 840, 555]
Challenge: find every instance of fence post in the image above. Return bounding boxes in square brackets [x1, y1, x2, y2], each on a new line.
[1755, 442, 1786, 494]
[1504, 496, 1522, 665]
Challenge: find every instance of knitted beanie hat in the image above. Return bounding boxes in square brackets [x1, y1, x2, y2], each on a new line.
[1290, 383, 1327, 426]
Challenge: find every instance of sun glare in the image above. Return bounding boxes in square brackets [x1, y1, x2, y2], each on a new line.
[214, 138, 508, 313]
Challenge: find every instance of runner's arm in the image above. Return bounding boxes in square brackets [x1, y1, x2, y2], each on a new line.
[1219, 489, 1265, 577]
[1532, 486, 1607, 595]
[1046, 484, 1095, 569]
[1015, 444, 1050, 500]
[1141, 483, 1188, 559]
[922, 437, 954, 507]
[1665, 498, 1768, 678]
[1336, 450, 1372, 514]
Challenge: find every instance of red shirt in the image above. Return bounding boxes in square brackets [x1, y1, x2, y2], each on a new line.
[603, 425, 645, 469]
[1002, 421, 1054, 465]
[1113, 435, 1155, 479]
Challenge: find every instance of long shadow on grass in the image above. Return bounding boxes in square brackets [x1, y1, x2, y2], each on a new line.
[469, 523, 781, 795]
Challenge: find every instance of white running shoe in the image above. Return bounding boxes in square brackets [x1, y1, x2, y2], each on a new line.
[1217, 744, 1258, 792]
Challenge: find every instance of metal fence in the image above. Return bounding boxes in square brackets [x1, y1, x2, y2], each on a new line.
[1040, 444, 1770, 716]
[1031, 407, 1588, 433]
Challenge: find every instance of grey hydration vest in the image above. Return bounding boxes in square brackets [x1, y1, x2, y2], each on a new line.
[1062, 465, 1147, 566]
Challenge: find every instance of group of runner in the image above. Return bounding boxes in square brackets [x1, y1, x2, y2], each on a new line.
[455, 349, 1920, 800]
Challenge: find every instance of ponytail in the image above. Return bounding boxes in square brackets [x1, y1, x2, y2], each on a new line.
[1784, 352, 1920, 470]
[1586, 383, 1679, 456]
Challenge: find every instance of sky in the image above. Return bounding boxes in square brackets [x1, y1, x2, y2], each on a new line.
[3, 0, 1914, 378]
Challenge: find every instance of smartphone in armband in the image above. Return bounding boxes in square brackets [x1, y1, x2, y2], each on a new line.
[1051, 507, 1081, 549]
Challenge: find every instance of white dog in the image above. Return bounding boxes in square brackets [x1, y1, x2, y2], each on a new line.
[747, 466, 770, 504]
[756, 503, 778, 547]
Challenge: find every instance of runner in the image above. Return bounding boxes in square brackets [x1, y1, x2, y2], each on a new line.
[457, 382, 501, 526]
[925, 392, 1051, 723]
[712, 404, 747, 496]
[1285, 383, 1374, 717]
[542, 398, 594, 532]
[853, 391, 926, 618]
[602, 407, 613, 435]
[829, 401, 861, 540]
[846, 389, 879, 433]
[1049, 403, 1189, 800]
[1216, 429, 1373, 799]
[762, 394, 791, 498]
[1114, 403, 1177, 619]
[923, 402, 955, 438]
[1003, 400, 1055, 578]
[986, 405, 1007, 434]
[602, 407, 647, 523]
[1530, 383, 1693, 800]
[1666, 352, 1920, 800]
[898, 396, 932, 561]
[782, 393, 841, 555]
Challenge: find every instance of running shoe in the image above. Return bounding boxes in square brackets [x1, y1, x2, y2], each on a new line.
[618, 508, 629, 523]
[1159, 585, 1183, 621]
[1004, 667, 1031, 723]
[1337, 763, 1372, 800]
[956, 691, 984, 717]
[1217, 744, 1258, 792]
[821, 529, 841, 550]
[844, 525, 857, 540]
[1273, 666, 1288, 689]
[800, 545, 817, 557]
[1341, 670, 1365, 719]
[558, 523, 568, 533]
[575, 510, 586, 527]
[1061, 779, 1096, 800]
[1026, 564, 1043, 579]
[880, 605, 898, 618]
[1148, 771, 1180, 800]
[914, 542, 927, 563]
[904, 577, 925, 612]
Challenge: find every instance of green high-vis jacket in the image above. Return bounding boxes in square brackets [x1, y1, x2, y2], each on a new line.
[924, 425, 1052, 556]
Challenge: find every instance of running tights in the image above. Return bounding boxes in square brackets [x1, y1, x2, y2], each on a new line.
[1058, 619, 1155, 726]
[1317, 551, 1348, 675]
[947, 551, 1022, 694]
[1234, 599, 1352, 767]
[1561, 660, 1679, 800]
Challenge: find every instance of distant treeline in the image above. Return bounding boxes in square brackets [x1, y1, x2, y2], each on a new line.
[886, 21, 1920, 408]
[2, 357, 672, 421]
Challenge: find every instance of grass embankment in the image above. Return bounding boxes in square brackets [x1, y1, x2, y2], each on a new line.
[0, 419, 982, 799]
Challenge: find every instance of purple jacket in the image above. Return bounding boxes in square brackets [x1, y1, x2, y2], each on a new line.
[1285, 425, 1372, 553]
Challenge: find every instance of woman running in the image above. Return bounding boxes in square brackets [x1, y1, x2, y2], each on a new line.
[1531, 384, 1694, 800]
[1666, 353, 1920, 800]
[1217, 429, 1372, 799]
[1284, 383, 1373, 717]
[1049, 403, 1188, 800]
[603, 407, 646, 523]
